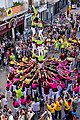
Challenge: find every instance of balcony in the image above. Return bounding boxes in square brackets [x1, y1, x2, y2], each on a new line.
[0, 2, 28, 22]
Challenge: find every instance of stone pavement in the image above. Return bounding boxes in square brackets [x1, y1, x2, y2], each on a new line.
[0, 70, 14, 111]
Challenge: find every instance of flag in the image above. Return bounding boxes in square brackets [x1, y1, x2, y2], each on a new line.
[6, 8, 12, 16]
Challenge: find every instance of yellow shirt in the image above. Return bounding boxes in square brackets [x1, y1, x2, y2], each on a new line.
[51, 57, 54, 61]
[67, 57, 73, 61]
[69, 38, 72, 41]
[64, 100, 71, 110]
[22, 57, 28, 62]
[25, 78, 32, 84]
[78, 39, 80, 43]
[59, 38, 63, 43]
[54, 101, 62, 111]
[47, 104, 55, 113]
[52, 39, 56, 43]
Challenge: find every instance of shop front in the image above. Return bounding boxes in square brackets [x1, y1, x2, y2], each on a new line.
[0, 23, 12, 41]
[0, 15, 25, 41]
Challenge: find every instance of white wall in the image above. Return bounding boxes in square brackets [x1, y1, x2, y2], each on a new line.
[0, 0, 6, 8]
[34, 0, 40, 6]
[13, 0, 18, 2]
[0, 0, 13, 8]
[7, 0, 13, 8]
[13, 0, 23, 3]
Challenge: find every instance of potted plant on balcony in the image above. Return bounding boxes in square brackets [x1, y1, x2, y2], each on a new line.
[12, 2, 22, 14]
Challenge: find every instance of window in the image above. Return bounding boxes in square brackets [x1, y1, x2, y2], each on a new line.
[26, 17, 31, 28]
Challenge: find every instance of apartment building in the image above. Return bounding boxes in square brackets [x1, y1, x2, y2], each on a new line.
[37, 0, 67, 21]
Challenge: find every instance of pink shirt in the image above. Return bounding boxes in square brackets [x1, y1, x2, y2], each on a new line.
[6, 51, 10, 57]
[74, 86, 79, 93]
[13, 78, 20, 83]
[65, 69, 70, 74]
[54, 76, 60, 81]
[78, 75, 80, 78]
[62, 60, 68, 66]
[48, 82, 58, 89]
[20, 98, 26, 105]
[49, 77, 54, 82]
[59, 82, 65, 88]
[13, 101, 19, 107]
[6, 83, 11, 88]
[32, 83, 38, 89]
[27, 99, 31, 103]
[66, 76, 70, 82]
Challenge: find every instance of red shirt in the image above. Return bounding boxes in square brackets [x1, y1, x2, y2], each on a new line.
[42, 85, 50, 94]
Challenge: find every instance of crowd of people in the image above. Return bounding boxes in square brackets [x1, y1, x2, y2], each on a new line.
[0, 6, 80, 120]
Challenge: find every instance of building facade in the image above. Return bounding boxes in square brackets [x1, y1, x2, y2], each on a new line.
[0, 0, 32, 41]
[37, 0, 67, 22]
[0, 0, 13, 8]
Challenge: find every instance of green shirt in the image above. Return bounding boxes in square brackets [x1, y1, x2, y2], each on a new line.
[61, 42, 65, 48]
[10, 55, 15, 60]
[16, 88, 23, 99]
[39, 23, 43, 28]
[55, 41, 60, 48]
[38, 55, 44, 62]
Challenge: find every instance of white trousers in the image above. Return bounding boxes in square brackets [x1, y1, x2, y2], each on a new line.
[32, 89, 37, 98]
[51, 91, 60, 100]
[5, 90, 12, 98]
[32, 43, 36, 52]
[38, 47, 43, 56]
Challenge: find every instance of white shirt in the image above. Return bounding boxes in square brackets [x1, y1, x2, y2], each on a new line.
[31, 27, 35, 35]
[31, 101, 40, 112]
[12, 85, 16, 91]
[9, 115, 14, 120]
[27, 111, 35, 120]
[2, 98, 7, 106]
